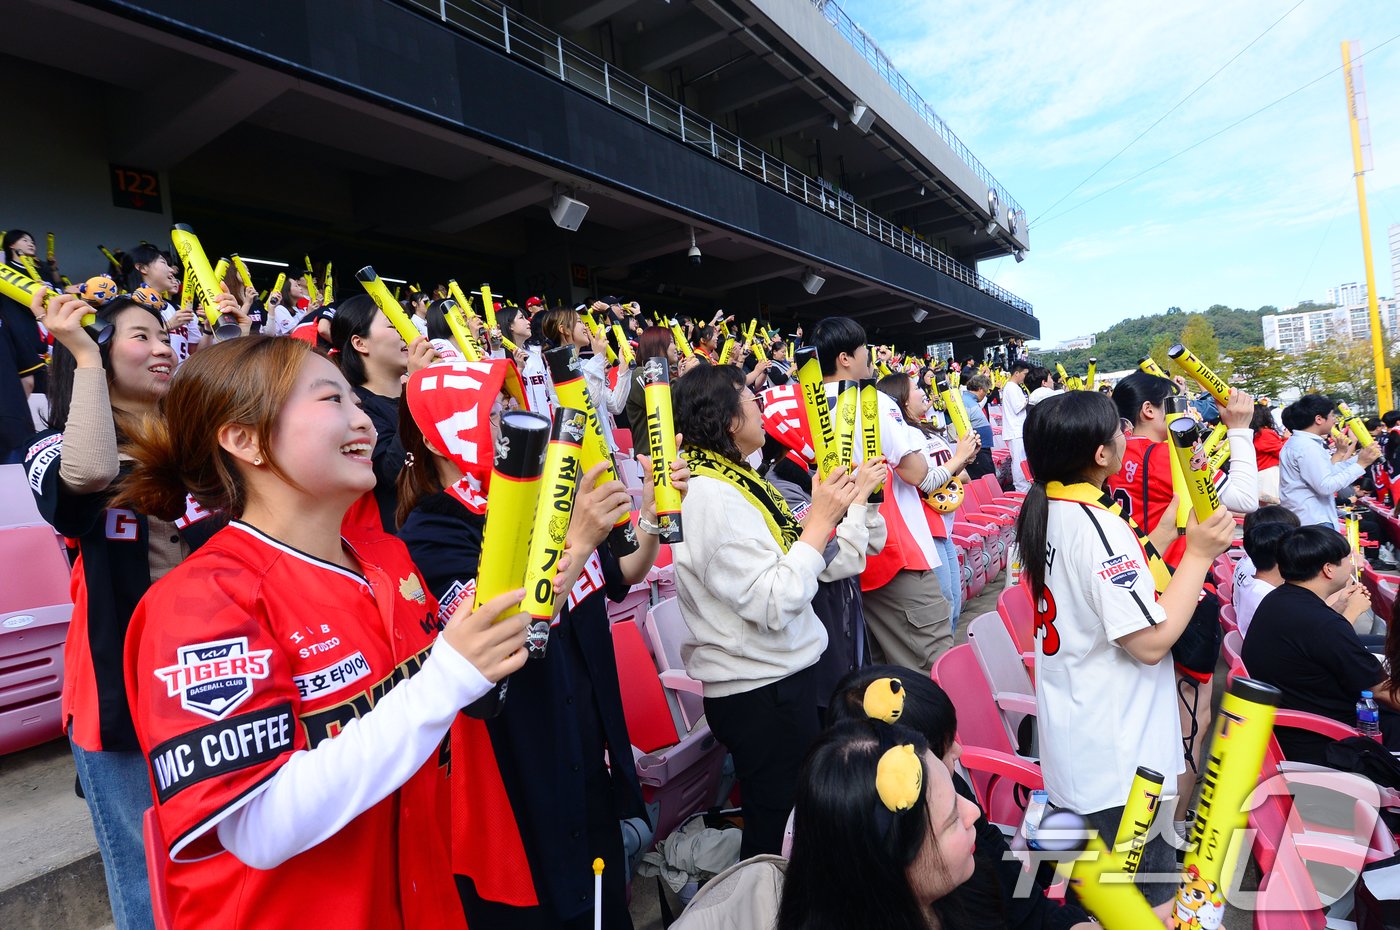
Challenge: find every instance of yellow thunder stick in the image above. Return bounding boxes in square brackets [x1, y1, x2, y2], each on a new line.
[718, 337, 735, 366]
[1172, 678, 1280, 927]
[98, 244, 122, 272]
[521, 407, 586, 657]
[1086, 357, 1097, 391]
[642, 356, 684, 544]
[442, 300, 483, 362]
[670, 319, 694, 359]
[0, 262, 108, 341]
[1055, 362, 1069, 384]
[1112, 766, 1164, 875]
[468, 409, 551, 716]
[1164, 396, 1194, 532]
[355, 266, 423, 347]
[1167, 418, 1222, 522]
[271, 272, 286, 300]
[1208, 441, 1231, 475]
[940, 382, 971, 439]
[230, 254, 255, 292]
[612, 323, 634, 365]
[545, 345, 639, 556]
[833, 380, 860, 470]
[860, 379, 884, 504]
[1139, 355, 1170, 380]
[1202, 423, 1228, 455]
[479, 283, 497, 330]
[322, 261, 334, 305]
[1338, 401, 1374, 448]
[1168, 344, 1230, 405]
[447, 280, 475, 318]
[303, 255, 319, 304]
[46, 232, 55, 264]
[1032, 811, 1163, 930]
[169, 225, 228, 329]
[1345, 509, 1362, 580]
[796, 347, 841, 479]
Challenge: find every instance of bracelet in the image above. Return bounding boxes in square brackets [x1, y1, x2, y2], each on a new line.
[636, 516, 663, 536]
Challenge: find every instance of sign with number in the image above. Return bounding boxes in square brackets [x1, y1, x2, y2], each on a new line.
[110, 165, 163, 213]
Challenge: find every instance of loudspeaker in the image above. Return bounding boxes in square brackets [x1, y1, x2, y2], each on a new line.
[850, 102, 875, 133]
[801, 270, 826, 295]
[550, 194, 589, 231]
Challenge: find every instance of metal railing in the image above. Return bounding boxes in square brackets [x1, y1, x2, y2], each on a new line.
[396, 0, 1033, 316]
[812, 0, 1024, 224]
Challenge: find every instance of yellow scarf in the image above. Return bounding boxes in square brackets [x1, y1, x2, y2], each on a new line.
[1045, 481, 1172, 594]
[688, 446, 801, 551]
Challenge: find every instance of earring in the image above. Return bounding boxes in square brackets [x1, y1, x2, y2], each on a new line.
[253, 456, 264, 466]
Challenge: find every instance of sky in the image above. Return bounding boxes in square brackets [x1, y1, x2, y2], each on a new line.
[836, 0, 1400, 347]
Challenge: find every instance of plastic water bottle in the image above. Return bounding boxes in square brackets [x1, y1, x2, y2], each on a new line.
[1021, 789, 1049, 848]
[1357, 691, 1382, 742]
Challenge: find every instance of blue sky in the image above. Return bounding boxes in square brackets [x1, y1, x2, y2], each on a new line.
[837, 0, 1400, 347]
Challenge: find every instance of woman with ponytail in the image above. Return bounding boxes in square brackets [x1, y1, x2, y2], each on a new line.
[117, 337, 528, 930]
[1013, 391, 1233, 906]
[23, 289, 220, 930]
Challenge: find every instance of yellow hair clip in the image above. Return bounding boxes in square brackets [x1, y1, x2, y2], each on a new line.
[862, 677, 905, 724]
[875, 744, 923, 812]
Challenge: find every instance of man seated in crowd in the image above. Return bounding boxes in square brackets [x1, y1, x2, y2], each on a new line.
[1241, 525, 1395, 764]
[1234, 506, 1298, 639]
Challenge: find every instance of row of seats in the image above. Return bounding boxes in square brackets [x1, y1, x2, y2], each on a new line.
[0, 463, 72, 756]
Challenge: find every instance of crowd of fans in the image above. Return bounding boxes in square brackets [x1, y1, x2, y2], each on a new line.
[2, 226, 1398, 930]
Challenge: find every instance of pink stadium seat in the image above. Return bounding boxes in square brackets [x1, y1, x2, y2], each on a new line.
[931, 644, 1040, 829]
[964, 611, 1036, 749]
[611, 620, 726, 846]
[640, 597, 704, 732]
[0, 464, 43, 528]
[949, 529, 987, 601]
[0, 524, 74, 755]
[997, 585, 1036, 674]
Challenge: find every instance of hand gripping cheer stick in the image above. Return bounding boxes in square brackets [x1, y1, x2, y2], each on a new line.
[521, 408, 586, 658]
[0, 262, 111, 344]
[470, 410, 551, 716]
[545, 345, 640, 556]
[1167, 417, 1223, 523]
[170, 224, 240, 340]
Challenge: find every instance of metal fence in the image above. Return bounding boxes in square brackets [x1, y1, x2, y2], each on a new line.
[812, 0, 1023, 225]
[397, 0, 1033, 316]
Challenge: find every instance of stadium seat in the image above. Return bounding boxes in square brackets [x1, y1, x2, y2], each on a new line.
[611, 620, 727, 847]
[144, 808, 173, 930]
[1219, 602, 1238, 634]
[607, 582, 652, 628]
[964, 611, 1036, 751]
[931, 644, 1040, 829]
[996, 585, 1036, 673]
[949, 528, 987, 601]
[0, 464, 43, 528]
[0, 524, 74, 755]
[639, 597, 704, 732]
[1221, 629, 1244, 672]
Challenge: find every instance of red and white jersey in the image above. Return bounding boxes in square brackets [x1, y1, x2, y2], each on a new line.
[1034, 487, 1181, 813]
[124, 522, 464, 930]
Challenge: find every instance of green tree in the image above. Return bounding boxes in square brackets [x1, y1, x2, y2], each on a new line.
[1176, 314, 1224, 377]
[1228, 346, 1288, 399]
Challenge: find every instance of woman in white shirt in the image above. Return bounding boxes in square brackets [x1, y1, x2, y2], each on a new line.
[1013, 390, 1233, 906]
[671, 364, 883, 858]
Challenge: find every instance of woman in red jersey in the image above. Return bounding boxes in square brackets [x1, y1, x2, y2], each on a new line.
[116, 335, 528, 930]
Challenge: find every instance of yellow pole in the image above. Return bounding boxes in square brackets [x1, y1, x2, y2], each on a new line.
[1342, 40, 1391, 415]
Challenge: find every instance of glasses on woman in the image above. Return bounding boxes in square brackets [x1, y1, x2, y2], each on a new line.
[740, 390, 764, 411]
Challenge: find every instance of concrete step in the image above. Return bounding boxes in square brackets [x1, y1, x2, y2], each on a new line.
[0, 739, 112, 930]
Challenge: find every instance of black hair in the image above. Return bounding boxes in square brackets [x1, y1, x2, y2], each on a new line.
[45, 297, 167, 434]
[673, 363, 746, 463]
[1010, 359, 1031, 374]
[825, 665, 957, 758]
[1014, 391, 1121, 603]
[695, 324, 716, 347]
[496, 305, 525, 342]
[329, 292, 379, 386]
[1027, 366, 1051, 390]
[1242, 503, 1300, 539]
[1365, 418, 1382, 432]
[1281, 394, 1335, 432]
[1244, 521, 1295, 573]
[1383, 411, 1400, 429]
[776, 721, 937, 930]
[1249, 404, 1276, 432]
[1112, 370, 1175, 426]
[811, 317, 867, 377]
[1276, 525, 1351, 582]
[426, 299, 454, 342]
[1, 228, 33, 266]
[118, 243, 172, 293]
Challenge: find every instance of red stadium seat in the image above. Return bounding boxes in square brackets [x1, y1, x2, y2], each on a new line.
[997, 585, 1036, 674]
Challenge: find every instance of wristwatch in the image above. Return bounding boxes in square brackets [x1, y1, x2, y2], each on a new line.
[636, 516, 663, 536]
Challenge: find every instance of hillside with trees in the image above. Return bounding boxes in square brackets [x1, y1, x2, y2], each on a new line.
[1035, 301, 1399, 410]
